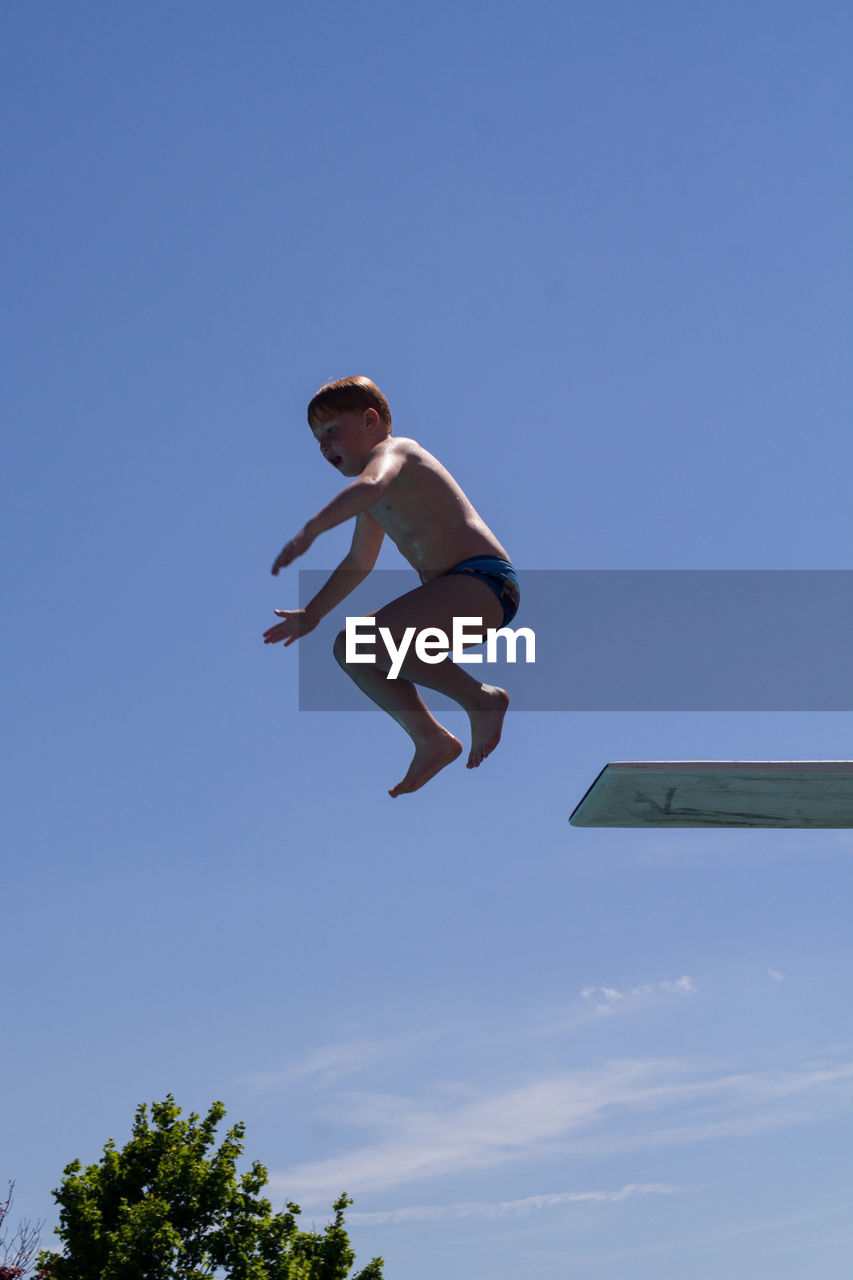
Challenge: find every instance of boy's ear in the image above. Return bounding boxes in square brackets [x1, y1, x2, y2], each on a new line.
[363, 407, 379, 430]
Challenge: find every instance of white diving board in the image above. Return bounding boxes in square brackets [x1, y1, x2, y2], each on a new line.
[570, 761, 853, 828]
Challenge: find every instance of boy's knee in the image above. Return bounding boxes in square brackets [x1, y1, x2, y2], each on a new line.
[333, 626, 391, 672]
[333, 628, 348, 667]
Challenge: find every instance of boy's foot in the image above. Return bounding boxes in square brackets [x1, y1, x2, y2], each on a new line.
[466, 685, 510, 768]
[389, 730, 463, 797]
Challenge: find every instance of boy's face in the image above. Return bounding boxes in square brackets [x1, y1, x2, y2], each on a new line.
[310, 408, 378, 477]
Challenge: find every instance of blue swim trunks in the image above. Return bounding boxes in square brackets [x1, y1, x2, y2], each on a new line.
[446, 555, 520, 627]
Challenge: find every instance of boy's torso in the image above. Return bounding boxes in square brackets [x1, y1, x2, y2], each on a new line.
[367, 437, 510, 581]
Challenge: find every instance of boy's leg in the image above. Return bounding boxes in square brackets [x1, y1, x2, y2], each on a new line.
[332, 638, 463, 796]
[334, 574, 509, 795]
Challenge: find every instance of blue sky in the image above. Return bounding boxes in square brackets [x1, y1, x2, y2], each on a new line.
[3, 2, 852, 1277]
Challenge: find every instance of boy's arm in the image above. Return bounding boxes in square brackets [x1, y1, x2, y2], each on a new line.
[263, 512, 385, 647]
[301, 511, 385, 624]
[271, 445, 403, 575]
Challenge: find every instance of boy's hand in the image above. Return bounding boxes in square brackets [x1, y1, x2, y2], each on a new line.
[263, 608, 317, 647]
[271, 526, 314, 575]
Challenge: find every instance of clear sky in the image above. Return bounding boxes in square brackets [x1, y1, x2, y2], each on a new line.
[3, 3, 852, 1277]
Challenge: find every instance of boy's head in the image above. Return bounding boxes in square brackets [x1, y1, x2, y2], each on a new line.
[307, 376, 392, 435]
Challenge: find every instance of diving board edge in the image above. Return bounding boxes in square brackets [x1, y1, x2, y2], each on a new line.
[570, 761, 853, 829]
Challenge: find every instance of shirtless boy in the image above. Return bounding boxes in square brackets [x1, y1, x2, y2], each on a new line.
[263, 376, 519, 797]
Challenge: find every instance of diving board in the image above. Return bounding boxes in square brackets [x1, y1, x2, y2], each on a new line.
[569, 761, 853, 828]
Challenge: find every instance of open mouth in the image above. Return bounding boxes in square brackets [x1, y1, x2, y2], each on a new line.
[330, 455, 343, 468]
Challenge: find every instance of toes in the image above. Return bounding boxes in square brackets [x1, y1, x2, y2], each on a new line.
[467, 740, 495, 768]
[389, 735, 463, 795]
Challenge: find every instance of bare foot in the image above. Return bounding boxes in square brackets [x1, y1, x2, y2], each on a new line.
[466, 685, 510, 768]
[389, 730, 463, 797]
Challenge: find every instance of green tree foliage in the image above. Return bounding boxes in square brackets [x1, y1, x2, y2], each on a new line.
[36, 1097, 383, 1280]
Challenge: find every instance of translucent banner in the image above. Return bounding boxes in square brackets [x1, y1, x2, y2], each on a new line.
[296, 570, 853, 711]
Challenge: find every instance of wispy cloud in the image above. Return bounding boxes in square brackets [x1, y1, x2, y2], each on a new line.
[347, 1182, 683, 1225]
[268, 1057, 683, 1202]
[240, 972, 696, 1095]
[768, 968, 785, 981]
[523, 973, 698, 1040]
[579, 975, 696, 1012]
[239, 1031, 435, 1093]
[268, 1049, 853, 1206]
[560, 1195, 853, 1267]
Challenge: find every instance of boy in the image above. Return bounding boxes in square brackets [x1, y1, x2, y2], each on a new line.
[263, 376, 519, 797]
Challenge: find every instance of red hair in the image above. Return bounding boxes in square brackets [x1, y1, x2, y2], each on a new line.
[307, 376, 392, 430]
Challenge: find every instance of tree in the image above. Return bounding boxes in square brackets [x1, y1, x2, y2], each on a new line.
[35, 1097, 383, 1280]
[1, 1181, 45, 1278]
